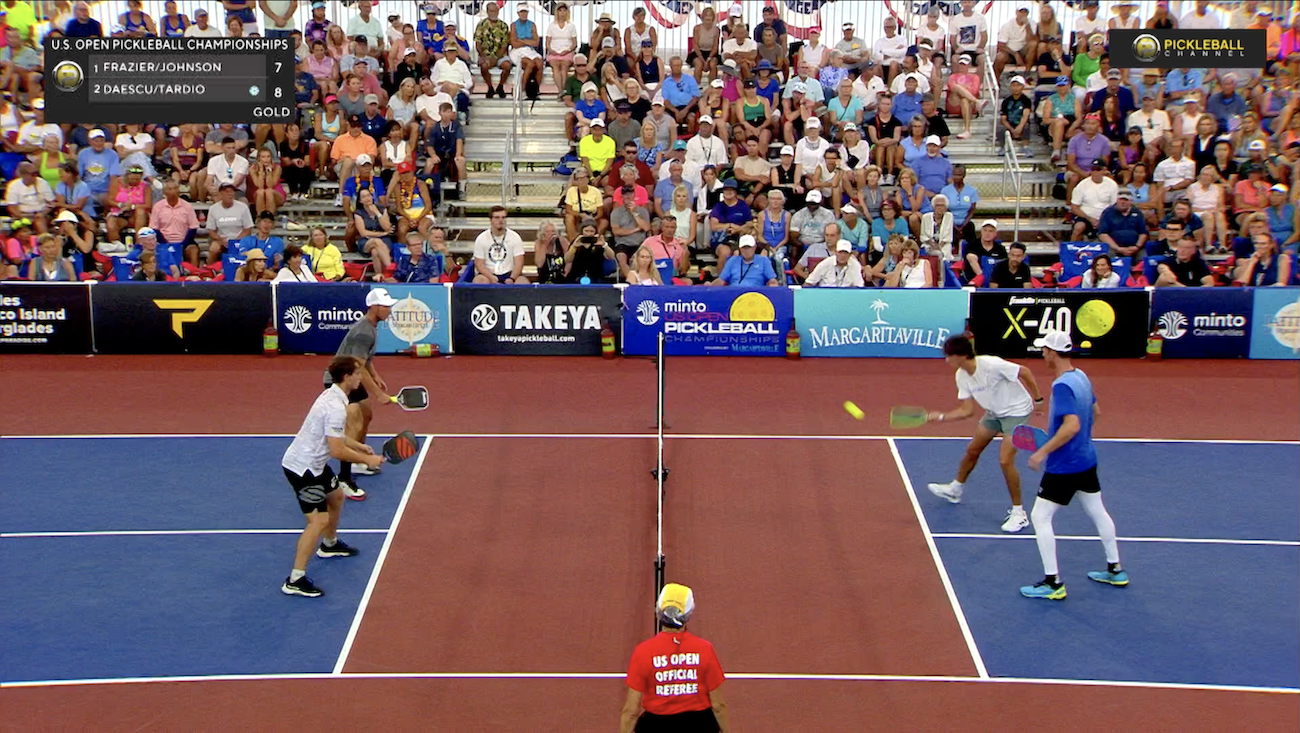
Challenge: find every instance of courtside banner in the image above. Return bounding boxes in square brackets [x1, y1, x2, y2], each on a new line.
[793, 288, 967, 358]
[451, 285, 621, 356]
[1249, 288, 1300, 360]
[276, 283, 370, 354]
[1150, 288, 1252, 359]
[376, 284, 451, 355]
[968, 290, 1148, 358]
[0, 282, 93, 354]
[92, 282, 272, 354]
[623, 287, 794, 356]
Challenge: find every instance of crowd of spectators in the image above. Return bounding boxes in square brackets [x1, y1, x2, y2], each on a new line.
[0, 0, 1297, 289]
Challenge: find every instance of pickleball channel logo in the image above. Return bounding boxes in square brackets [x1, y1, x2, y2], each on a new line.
[282, 305, 312, 334]
[1110, 29, 1265, 68]
[52, 60, 83, 93]
[1131, 34, 1160, 64]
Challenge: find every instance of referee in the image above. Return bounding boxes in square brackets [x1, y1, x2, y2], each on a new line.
[329, 288, 396, 500]
[620, 584, 729, 733]
[1021, 330, 1127, 601]
[281, 356, 384, 598]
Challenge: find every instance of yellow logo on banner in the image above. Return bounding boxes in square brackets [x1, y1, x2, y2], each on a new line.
[153, 299, 214, 338]
[728, 292, 776, 322]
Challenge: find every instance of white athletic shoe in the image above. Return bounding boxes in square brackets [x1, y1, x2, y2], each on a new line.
[927, 481, 963, 504]
[352, 462, 380, 476]
[1001, 506, 1030, 533]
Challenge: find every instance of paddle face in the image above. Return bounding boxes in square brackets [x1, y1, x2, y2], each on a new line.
[392, 386, 428, 411]
[382, 431, 419, 464]
[1012, 425, 1049, 452]
[889, 406, 928, 429]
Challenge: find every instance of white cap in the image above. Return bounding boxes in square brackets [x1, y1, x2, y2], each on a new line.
[806, 117, 821, 128]
[1271, 183, 1290, 193]
[1010, 75, 1027, 85]
[699, 114, 714, 125]
[835, 239, 852, 252]
[590, 117, 605, 127]
[89, 129, 106, 139]
[710, 79, 724, 88]
[355, 153, 373, 165]
[841, 204, 857, 215]
[729, 4, 742, 16]
[366, 288, 397, 307]
[925, 134, 942, 146]
[54, 210, 78, 223]
[1249, 139, 1267, 151]
[807, 190, 823, 203]
[738, 234, 756, 248]
[981, 219, 999, 229]
[779, 145, 794, 156]
[1033, 330, 1073, 353]
[32, 98, 44, 110]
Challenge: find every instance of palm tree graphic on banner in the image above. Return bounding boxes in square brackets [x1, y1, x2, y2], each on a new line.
[870, 298, 889, 325]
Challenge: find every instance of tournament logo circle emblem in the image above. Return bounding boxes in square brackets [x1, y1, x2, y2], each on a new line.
[283, 305, 312, 334]
[1131, 33, 1160, 64]
[636, 300, 660, 326]
[52, 60, 84, 93]
[470, 304, 498, 331]
[1157, 311, 1188, 340]
[389, 294, 435, 343]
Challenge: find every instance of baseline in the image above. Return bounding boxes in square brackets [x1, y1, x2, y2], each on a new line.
[6, 433, 1296, 445]
[932, 533, 1299, 547]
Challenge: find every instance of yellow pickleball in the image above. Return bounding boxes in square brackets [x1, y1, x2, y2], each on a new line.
[1076, 300, 1116, 338]
[844, 401, 865, 420]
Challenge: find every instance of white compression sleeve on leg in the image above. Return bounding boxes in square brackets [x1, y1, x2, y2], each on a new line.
[1030, 498, 1061, 577]
[1078, 491, 1120, 564]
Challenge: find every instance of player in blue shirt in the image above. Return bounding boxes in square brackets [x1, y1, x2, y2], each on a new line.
[1021, 330, 1127, 601]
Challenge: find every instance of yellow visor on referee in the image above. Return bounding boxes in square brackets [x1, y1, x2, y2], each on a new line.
[657, 583, 695, 628]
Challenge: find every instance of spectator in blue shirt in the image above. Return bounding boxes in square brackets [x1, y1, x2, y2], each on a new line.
[64, 2, 104, 37]
[938, 164, 980, 247]
[1162, 67, 1204, 105]
[236, 212, 285, 268]
[914, 136, 952, 195]
[752, 5, 787, 45]
[1097, 189, 1149, 263]
[659, 57, 701, 128]
[390, 231, 443, 283]
[1090, 70, 1136, 121]
[1204, 75, 1248, 132]
[893, 75, 924, 129]
[126, 228, 180, 279]
[710, 235, 778, 286]
[294, 69, 320, 106]
[76, 130, 120, 204]
[416, 7, 443, 53]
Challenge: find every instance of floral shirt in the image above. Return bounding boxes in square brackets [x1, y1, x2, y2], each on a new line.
[474, 18, 509, 58]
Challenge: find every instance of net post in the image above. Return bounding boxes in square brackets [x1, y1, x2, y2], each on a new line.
[654, 554, 665, 633]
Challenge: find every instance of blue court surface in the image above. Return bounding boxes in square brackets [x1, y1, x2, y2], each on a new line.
[894, 438, 1300, 690]
[1, 436, 422, 683]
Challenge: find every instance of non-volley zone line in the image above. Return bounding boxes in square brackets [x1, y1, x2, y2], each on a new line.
[6, 433, 1298, 446]
[3, 671, 1295, 695]
[932, 533, 1300, 547]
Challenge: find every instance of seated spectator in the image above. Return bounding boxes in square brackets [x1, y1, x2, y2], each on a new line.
[237, 211, 286, 268]
[882, 239, 933, 288]
[248, 147, 286, 216]
[708, 180, 752, 270]
[806, 147, 846, 216]
[1155, 235, 1214, 287]
[837, 204, 868, 253]
[686, 115, 728, 171]
[234, 248, 274, 281]
[609, 165, 650, 210]
[342, 154, 386, 247]
[732, 136, 771, 208]
[1165, 199, 1207, 249]
[939, 164, 980, 249]
[391, 162, 434, 240]
[1080, 254, 1121, 289]
[1187, 166, 1228, 252]
[579, 118, 617, 187]
[609, 142, 656, 195]
[131, 251, 168, 281]
[610, 190, 651, 279]
[945, 54, 982, 140]
[273, 243, 320, 283]
[1041, 78, 1082, 162]
[1127, 92, 1172, 149]
[564, 167, 606, 238]
[26, 233, 76, 282]
[921, 194, 955, 260]
[872, 199, 910, 248]
[1153, 137, 1196, 205]
[710, 234, 778, 286]
[963, 220, 1007, 282]
[1070, 164, 1119, 239]
[387, 231, 442, 284]
[52, 210, 96, 276]
[899, 115, 931, 171]
[994, 6, 1034, 78]
[626, 244, 665, 285]
[914, 135, 952, 198]
[804, 239, 864, 287]
[205, 183, 254, 265]
[893, 76, 924, 130]
[474, 1, 512, 98]
[55, 163, 96, 226]
[1265, 184, 1299, 253]
[1233, 163, 1271, 227]
[998, 76, 1034, 155]
[1065, 115, 1111, 199]
[573, 81, 607, 140]
[531, 222, 569, 285]
[4, 162, 54, 232]
[473, 206, 529, 284]
[987, 242, 1032, 288]
[948, 0, 989, 70]
[1235, 233, 1293, 287]
[789, 190, 834, 261]
[330, 119, 379, 194]
[643, 219, 690, 282]
[1205, 74, 1247, 133]
[566, 217, 614, 283]
[105, 165, 151, 243]
[204, 136, 250, 202]
[894, 168, 932, 235]
[1097, 189, 1148, 262]
[663, 184, 698, 250]
[302, 226, 346, 281]
[1089, 69, 1136, 122]
[124, 227, 178, 279]
[352, 187, 393, 278]
[148, 180, 199, 266]
[424, 102, 467, 198]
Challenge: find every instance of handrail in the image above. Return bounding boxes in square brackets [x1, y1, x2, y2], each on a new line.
[501, 131, 513, 206]
[1002, 130, 1023, 241]
[983, 51, 1000, 143]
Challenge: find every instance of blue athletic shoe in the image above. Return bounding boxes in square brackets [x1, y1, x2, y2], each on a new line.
[1087, 569, 1129, 586]
[1020, 581, 1067, 600]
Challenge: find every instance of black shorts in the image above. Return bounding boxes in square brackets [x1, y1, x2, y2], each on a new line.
[284, 465, 338, 514]
[348, 387, 368, 403]
[611, 242, 640, 261]
[634, 708, 719, 733]
[1038, 464, 1101, 506]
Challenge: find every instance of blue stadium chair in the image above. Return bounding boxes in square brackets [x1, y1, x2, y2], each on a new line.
[110, 256, 138, 282]
[1058, 241, 1108, 281]
[223, 254, 246, 282]
[969, 256, 1005, 287]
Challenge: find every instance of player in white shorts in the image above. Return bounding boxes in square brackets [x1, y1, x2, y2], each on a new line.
[924, 335, 1044, 533]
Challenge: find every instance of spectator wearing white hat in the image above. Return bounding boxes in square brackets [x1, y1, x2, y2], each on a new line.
[948, 0, 988, 71]
[578, 118, 617, 188]
[995, 6, 1034, 78]
[837, 203, 868, 253]
[945, 54, 983, 139]
[835, 22, 869, 72]
[872, 16, 908, 83]
[805, 239, 865, 287]
[914, 134, 952, 199]
[789, 190, 835, 261]
[432, 41, 474, 107]
[685, 115, 728, 171]
[998, 76, 1034, 156]
[889, 57, 931, 96]
[793, 116, 829, 177]
[508, 4, 545, 99]
[963, 219, 1007, 283]
[710, 233, 778, 286]
[839, 123, 871, 199]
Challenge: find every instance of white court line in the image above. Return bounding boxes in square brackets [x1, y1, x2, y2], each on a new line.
[1, 529, 391, 539]
[886, 438, 988, 679]
[332, 435, 432, 675]
[5, 433, 1297, 445]
[932, 533, 1300, 547]
[2, 671, 1294, 695]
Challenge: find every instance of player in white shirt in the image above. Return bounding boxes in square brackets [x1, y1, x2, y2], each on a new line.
[924, 335, 1045, 533]
[279, 356, 384, 598]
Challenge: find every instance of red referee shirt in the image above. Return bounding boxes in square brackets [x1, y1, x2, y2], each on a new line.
[625, 631, 725, 715]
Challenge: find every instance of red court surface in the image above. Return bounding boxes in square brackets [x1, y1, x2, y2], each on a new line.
[5, 354, 1298, 731]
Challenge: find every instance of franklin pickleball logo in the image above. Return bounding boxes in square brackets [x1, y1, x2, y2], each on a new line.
[52, 60, 83, 92]
[1111, 29, 1265, 69]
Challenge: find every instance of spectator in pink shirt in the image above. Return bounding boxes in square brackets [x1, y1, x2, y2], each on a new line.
[643, 218, 690, 283]
[148, 180, 201, 267]
[945, 54, 982, 139]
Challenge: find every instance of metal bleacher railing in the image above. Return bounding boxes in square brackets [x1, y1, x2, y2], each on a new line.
[1001, 129, 1024, 242]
